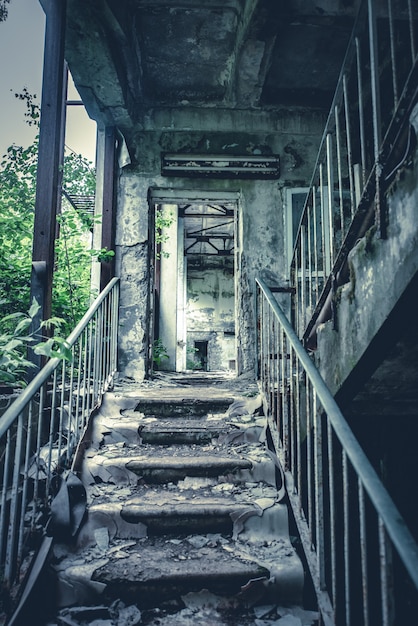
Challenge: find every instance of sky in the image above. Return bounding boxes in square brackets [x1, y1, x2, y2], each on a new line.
[0, 0, 96, 163]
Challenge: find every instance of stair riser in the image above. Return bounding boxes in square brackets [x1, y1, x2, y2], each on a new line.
[95, 570, 268, 610]
[139, 431, 215, 445]
[121, 514, 233, 536]
[135, 398, 232, 417]
[132, 467, 244, 483]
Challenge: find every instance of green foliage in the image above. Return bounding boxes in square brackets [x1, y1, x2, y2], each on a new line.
[155, 208, 174, 259]
[0, 91, 103, 338]
[0, 0, 10, 22]
[152, 339, 169, 368]
[0, 299, 71, 388]
[186, 345, 201, 370]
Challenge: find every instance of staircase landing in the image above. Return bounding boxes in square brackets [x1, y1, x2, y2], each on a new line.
[47, 373, 318, 626]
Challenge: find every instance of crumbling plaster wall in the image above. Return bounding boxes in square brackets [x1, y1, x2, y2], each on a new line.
[115, 111, 323, 380]
[187, 265, 235, 370]
[314, 106, 418, 395]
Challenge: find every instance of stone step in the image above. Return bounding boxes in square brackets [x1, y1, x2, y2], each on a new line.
[127, 453, 252, 484]
[55, 533, 304, 612]
[83, 441, 275, 486]
[92, 538, 270, 608]
[76, 481, 280, 547]
[138, 418, 229, 445]
[134, 396, 234, 418]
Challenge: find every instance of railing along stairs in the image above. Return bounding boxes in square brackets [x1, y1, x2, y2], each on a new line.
[0, 278, 119, 616]
[256, 277, 418, 626]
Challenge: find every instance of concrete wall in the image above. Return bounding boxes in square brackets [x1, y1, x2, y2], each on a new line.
[114, 109, 324, 380]
[187, 264, 235, 371]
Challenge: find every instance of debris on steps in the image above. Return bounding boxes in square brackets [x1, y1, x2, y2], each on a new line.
[46, 375, 315, 626]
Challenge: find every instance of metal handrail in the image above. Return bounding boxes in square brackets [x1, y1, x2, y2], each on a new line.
[256, 276, 418, 625]
[290, 0, 418, 342]
[0, 277, 119, 597]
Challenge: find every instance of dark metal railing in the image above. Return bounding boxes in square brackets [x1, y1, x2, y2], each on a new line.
[291, 0, 418, 343]
[0, 278, 119, 599]
[256, 277, 418, 626]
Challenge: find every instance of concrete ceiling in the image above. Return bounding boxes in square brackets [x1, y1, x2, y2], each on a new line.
[65, 0, 361, 132]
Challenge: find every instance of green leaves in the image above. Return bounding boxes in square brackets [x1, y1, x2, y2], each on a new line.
[0, 298, 72, 387]
[0, 91, 97, 336]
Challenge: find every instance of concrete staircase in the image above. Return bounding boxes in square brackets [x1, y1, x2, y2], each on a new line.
[48, 374, 317, 626]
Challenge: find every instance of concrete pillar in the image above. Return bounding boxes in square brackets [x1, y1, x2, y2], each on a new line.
[115, 174, 153, 381]
[176, 218, 187, 371]
[159, 205, 178, 371]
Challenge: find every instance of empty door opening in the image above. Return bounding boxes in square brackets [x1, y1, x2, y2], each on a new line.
[150, 191, 238, 374]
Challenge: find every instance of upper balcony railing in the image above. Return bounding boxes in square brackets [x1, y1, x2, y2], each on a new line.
[291, 0, 418, 344]
[0, 278, 119, 610]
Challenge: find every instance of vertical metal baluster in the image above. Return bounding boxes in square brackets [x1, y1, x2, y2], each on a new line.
[335, 103, 346, 239]
[326, 133, 335, 267]
[259, 294, 264, 394]
[301, 222, 306, 334]
[112, 283, 119, 374]
[289, 344, 296, 481]
[57, 359, 66, 466]
[379, 519, 395, 626]
[92, 309, 100, 405]
[387, 0, 398, 109]
[80, 327, 89, 435]
[32, 385, 46, 525]
[67, 346, 76, 462]
[307, 207, 313, 317]
[47, 369, 59, 492]
[266, 307, 271, 416]
[275, 320, 280, 440]
[327, 419, 337, 613]
[294, 244, 300, 337]
[312, 186, 319, 302]
[368, 0, 384, 237]
[320, 164, 331, 277]
[283, 332, 291, 472]
[343, 75, 355, 219]
[281, 329, 289, 468]
[408, 0, 416, 63]
[343, 449, 351, 625]
[314, 394, 325, 589]
[296, 356, 303, 508]
[18, 403, 33, 561]
[5, 411, 24, 582]
[0, 430, 12, 582]
[85, 319, 94, 425]
[355, 37, 367, 189]
[358, 480, 370, 626]
[306, 378, 313, 541]
[75, 332, 86, 456]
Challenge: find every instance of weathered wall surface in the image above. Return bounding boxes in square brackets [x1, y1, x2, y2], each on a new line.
[115, 173, 155, 381]
[187, 265, 235, 370]
[315, 106, 418, 395]
[114, 109, 324, 380]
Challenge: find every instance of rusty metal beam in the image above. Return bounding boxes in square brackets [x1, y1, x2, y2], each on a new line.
[100, 127, 117, 291]
[30, 0, 66, 369]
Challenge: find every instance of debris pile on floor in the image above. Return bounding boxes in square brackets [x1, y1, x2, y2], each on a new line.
[44, 373, 316, 625]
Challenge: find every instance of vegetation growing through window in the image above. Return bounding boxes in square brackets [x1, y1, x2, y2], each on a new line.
[155, 206, 174, 259]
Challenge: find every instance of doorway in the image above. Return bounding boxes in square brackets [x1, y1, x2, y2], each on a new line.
[150, 190, 238, 374]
